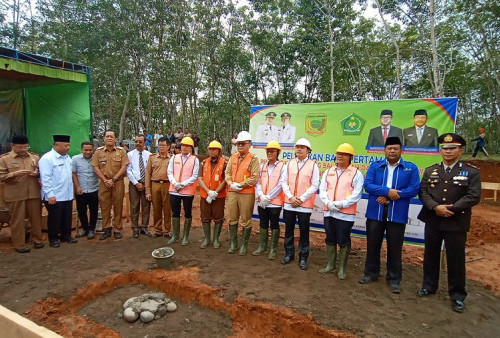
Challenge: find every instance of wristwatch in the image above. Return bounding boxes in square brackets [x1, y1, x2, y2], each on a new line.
[112, 177, 118, 182]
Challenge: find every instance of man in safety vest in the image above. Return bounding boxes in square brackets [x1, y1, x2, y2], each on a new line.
[319, 143, 364, 279]
[167, 137, 199, 245]
[280, 138, 320, 270]
[225, 131, 260, 255]
[359, 136, 420, 293]
[253, 141, 284, 259]
[198, 140, 228, 248]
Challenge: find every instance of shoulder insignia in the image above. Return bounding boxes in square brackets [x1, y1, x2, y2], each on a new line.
[464, 162, 479, 170]
[426, 163, 440, 169]
[96, 146, 104, 150]
[0, 153, 8, 158]
[116, 146, 124, 150]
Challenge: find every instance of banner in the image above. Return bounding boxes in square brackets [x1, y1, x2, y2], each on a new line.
[248, 98, 458, 244]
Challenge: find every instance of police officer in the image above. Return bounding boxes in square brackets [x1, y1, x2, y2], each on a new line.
[255, 112, 279, 143]
[145, 136, 172, 237]
[0, 135, 44, 252]
[278, 112, 296, 143]
[198, 140, 227, 248]
[417, 133, 481, 313]
[225, 131, 259, 255]
[91, 130, 130, 240]
[253, 141, 284, 259]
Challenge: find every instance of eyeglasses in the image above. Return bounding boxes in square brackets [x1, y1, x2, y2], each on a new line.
[237, 142, 249, 146]
[14, 145, 30, 149]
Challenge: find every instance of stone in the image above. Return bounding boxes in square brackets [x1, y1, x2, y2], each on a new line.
[140, 311, 155, 323]
[123, 296, 138, 309]
[156, 305, 167, 317]
[140, 299, 161, 313]
[166, 302, 177, 312]
[123, 307, 138, 323]
[148, 293, 166, 301]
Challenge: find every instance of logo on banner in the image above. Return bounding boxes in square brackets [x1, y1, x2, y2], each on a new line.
[340, 113, 365, 135]
[305, 113, 327, 136]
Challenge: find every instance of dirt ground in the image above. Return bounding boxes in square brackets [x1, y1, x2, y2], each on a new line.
[0, 159, 499, 337]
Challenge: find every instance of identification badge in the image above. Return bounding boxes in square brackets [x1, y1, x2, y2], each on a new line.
[214, 174, 219, 181]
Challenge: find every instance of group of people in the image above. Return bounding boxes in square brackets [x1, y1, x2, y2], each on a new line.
[254, 111, 296, 143]
[0, 127, 481, 314]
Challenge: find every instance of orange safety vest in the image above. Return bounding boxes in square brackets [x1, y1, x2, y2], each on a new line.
[229, 152, 256, 194]
[260, 161, 284, 206]
[323, 165, 358, 215]
[284, 158, 317, 209]
[168, 154, 198, 195]
[200, 157, 227, 199]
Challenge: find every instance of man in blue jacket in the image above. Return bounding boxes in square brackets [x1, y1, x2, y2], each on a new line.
[359, 136, 420, 293]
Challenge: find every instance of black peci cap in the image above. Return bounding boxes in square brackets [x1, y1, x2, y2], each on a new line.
[53, 135, 71, 143]
[12, 134, 28, 144]
[385, 136, 402, 147]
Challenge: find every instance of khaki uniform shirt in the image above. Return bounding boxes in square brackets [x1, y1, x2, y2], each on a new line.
[145, 153, 170, 195]
[90, 146, 129, 179]
[0, 151, 41, 202]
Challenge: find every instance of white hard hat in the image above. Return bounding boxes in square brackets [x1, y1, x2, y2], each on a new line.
[236, 131, 252, 142]
[295, 138, 311, 150]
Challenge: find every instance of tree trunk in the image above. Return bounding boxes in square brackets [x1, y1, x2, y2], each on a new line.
[119, 84, 132, 141]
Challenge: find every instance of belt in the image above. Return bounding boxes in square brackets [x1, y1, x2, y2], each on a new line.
[152, 180, 169, 184]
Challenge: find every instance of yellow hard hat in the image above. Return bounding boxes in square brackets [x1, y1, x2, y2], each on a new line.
[266, 140, 281, 150]
[208, 140, 222, 150]
[336, 143, 355, 156]
[180, 137, 194, 147]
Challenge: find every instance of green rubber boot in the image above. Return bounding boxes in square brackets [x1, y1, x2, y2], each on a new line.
[201, 222, 211, 248]
[181, 218, 192, 246]
[337, 245, 351, 280]
[268, 229, 280, 260]
[227, 224, 238, 254]
[213, 222, 222, 248]
[167, 217, 180, 244]
[239, 227, 252, 256]
[252, 228, 268, 256]
[319, 244, 337, 274]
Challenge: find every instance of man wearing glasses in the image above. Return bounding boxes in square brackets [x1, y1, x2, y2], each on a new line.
[403, 109, 439, 148]
[0, 135, 44, 253]
[225, 131, 259, 255]
[366, 109, 403, 147]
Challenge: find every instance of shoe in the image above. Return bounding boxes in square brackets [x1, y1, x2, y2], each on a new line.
[299, 258, 308, 270]
[153, 233, 164, 238]
[15, 247, 31, 253]
[389, 281, 401, 294]
[452, 300, 465, 313]
[87, 231, 95, 239]
[141, 228, 152, 237]
[75, 230, 88, 238]
[417, 288, 435, 297]
[280, 255, 294, 265]
[133, 230, 140, 238]
[61, 237, 78, 244]
[49, 240, 60, 248]
[33, 241, 44, 249]
[114, 232, 123, 239]
[359, 275, 378, 284]
[100, 228, 112, 240]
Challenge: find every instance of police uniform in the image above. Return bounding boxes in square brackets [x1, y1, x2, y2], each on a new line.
[145, 152, 172, 236]
[417, 133, 481, 312]
[255, 112, 279, 142]
[90, 145, 130, 235]
[0, 140, 44, 251]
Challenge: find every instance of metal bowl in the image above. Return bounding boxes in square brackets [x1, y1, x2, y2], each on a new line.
[151, 247, 175, 269]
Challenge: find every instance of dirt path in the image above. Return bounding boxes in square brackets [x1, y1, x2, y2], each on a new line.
[0, 200, 499, 337]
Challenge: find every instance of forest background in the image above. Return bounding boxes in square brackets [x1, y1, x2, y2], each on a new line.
[1, 0, 498, 154]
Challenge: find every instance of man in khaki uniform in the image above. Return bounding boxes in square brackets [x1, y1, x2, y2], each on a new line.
[225, 131, 259, 255]
[0, 135, 44, 253]
[146, 137, 172, 238]
[91, 130, 129, 240]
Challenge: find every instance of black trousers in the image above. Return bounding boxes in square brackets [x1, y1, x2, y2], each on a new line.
[44, 200, 73, 241]
[258, 206, 281, 230]
[75, 191, 99, 232]
[422, 224, 467, 301]
[170, 194, 194, 218]
[324, 216, 354, 247]
[364, 218, 406, 282]
[472, 146, 488, 157]
[283, 209, 311, 260]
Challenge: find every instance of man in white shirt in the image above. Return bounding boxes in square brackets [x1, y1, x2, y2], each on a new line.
[127, 134, 152, 238]
[39, 134, 76, 248]
[278, 112, 296, 144]
[255, 111, 279, 143]
[280, 138, 320, 270]
[153, 129, 164, 153]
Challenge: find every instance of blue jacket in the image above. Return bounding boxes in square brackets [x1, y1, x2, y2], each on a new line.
[364, 158, 420, 224]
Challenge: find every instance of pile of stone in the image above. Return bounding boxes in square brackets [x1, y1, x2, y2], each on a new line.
[121, 292, 177, 323]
